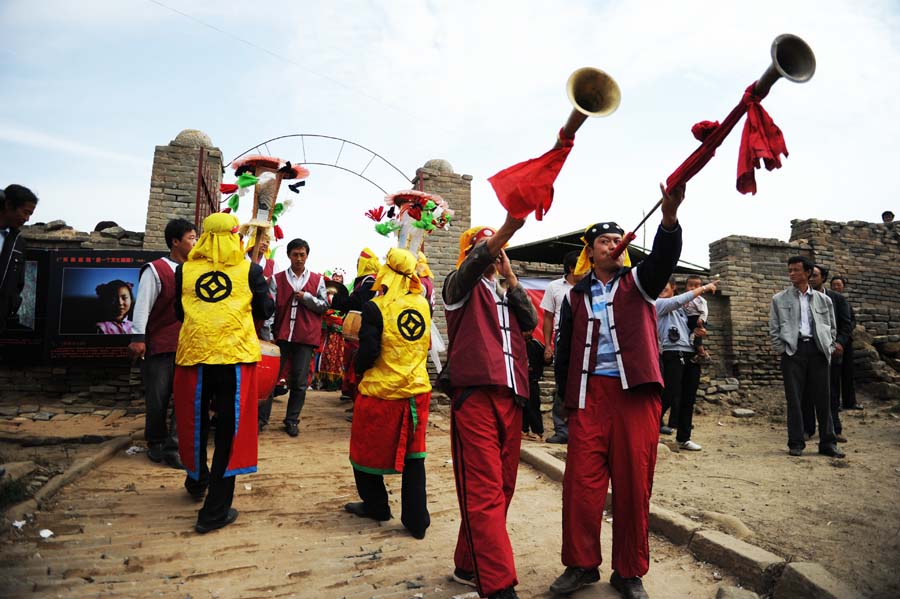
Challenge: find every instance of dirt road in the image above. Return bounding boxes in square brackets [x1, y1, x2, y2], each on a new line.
[1, 392, 731, 598]
[650, 389, 900, 599]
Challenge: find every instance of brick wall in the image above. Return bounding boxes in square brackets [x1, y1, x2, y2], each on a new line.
[143, 130, 222, 249]
[708, 235, 814, 387]
[412, 159, 472, 343]
[789, 219, 900, 337]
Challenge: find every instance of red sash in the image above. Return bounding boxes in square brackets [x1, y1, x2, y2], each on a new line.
[349, 392, 431, 474]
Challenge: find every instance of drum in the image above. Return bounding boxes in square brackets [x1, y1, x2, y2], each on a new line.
[342, 310, 362, 342]
[257, 340, 282, 400]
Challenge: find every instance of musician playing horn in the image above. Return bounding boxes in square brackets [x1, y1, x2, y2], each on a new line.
[443, 214, 538, 599]
[547, 184, 685, 599]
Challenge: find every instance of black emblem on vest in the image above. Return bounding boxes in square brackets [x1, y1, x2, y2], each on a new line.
[195, 271, 232, 303]
[397, 308, 426, 341]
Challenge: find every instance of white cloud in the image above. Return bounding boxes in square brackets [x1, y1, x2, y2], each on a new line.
[0, 124, 149, 167]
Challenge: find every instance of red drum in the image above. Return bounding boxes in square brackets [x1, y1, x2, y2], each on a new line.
[257, 340, 282, 400]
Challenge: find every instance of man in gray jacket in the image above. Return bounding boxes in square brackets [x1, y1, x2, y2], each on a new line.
[769, 256, 844, 458]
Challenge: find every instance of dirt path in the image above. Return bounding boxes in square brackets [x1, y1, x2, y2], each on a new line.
[650, 390, 900, 599]
[0, 392, 731, 598]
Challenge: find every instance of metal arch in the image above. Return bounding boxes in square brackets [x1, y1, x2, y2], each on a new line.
[227, 134, 414, 194]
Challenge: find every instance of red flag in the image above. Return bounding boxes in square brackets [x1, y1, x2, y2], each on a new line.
[219, 183, 239, 194]
[488, 129, 574, 221]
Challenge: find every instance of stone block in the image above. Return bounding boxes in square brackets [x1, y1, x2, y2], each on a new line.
[45, 220, 68, 231]
[89, 385, 117, 393]
[689, 529, 784, 593]
[0, 405, 19, 416]
[648, 504, 700, 545]
[716, 585, 761, 599]
[732, 408, 755, 418]
[773, 562, 861, 599]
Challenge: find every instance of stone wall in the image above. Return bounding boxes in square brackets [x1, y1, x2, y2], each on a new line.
[708, 235, 813, 387]
[789, 219, 900, 336]
[0, 365, 140, 406]
[21, 220, 144, 250]
[143, 129, 222, 249]
[412, 159, 472, 343]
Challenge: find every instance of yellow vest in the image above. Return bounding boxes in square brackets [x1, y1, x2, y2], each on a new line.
[176, 260, 261, 366]
[358, 293, 432, 399]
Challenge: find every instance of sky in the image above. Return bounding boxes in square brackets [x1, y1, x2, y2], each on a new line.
[3, 0, 899, 274]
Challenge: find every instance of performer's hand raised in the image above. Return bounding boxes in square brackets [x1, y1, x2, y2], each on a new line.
[660, 182, 686, 229]
[496, 249, 518, 289]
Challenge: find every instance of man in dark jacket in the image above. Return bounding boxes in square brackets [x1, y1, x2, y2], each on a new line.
[804, 265, 852, 442]
[0, 184, 38, 333]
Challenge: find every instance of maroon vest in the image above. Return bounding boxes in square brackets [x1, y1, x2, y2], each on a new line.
[564, 269, 662, 409]
[274, 270, 323, 346]
[446, 278, 530, 398]
[143, 258, 181, 356]
[261, 257, 275, 281]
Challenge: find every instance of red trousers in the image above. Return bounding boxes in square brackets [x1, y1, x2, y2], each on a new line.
[562, 375, 661, 578]
[451, 387, 522, 597]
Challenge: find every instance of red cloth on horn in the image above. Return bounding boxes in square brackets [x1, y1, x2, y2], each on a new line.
[666, 83, 787, 195]
[488, 129, 574, 221]
[737, 93, 788, 195]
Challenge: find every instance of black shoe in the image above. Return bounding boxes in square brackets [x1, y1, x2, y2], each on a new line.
[451, 568, 476, 587]
[285, 423, 299, 437]
[546, 434, 568, 444]
[659, 426, 674, 435]
[147, 445, 164, 463]
[340, 394, 352, 402]
[609, 571, 649, 599]
[195, 508, 238, 533]
[549, 566, 600, 594]
[488, 588, 519, 599]
[835, 433, 848, 443]
[845, 404, 864, 410]
[188, 487, 206, 502]
[788, 447, 803, 457]
[819, 445, 845, 458]
[163, 453, 184, 470]
[344, 501, 391, 521]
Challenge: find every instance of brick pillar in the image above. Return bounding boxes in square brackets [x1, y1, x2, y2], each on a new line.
[413, 159, 472, 344]
[143, 129, 222, 250]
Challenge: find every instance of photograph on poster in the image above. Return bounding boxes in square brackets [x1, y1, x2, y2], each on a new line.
[59, 267, 140, 335]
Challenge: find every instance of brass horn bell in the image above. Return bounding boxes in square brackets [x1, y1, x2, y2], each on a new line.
[754, 33, 816, 97]
[555, 67, 621, 147]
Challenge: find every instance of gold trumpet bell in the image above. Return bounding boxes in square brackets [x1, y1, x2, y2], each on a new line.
[567, 67, 622, 117]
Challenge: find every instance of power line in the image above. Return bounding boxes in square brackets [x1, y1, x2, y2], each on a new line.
[145, 0, 450, 132]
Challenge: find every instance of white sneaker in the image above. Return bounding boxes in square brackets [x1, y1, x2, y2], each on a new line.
[679, 440, 702, 451]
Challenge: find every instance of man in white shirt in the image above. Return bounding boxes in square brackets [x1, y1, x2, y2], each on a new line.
[128, 219, 197, 467]
[539, 251, 581, 444]
[270, 239, 330, 437]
